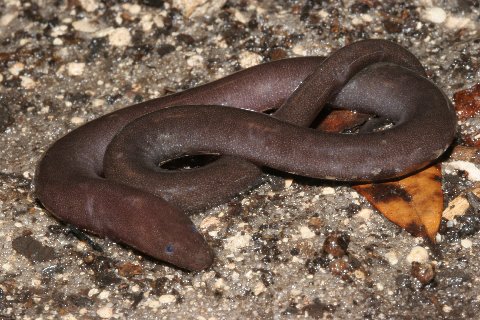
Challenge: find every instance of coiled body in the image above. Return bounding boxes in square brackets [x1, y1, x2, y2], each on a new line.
[35, 40, 456, 271]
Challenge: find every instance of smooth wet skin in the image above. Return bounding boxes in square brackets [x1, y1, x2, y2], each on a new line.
[35, 40, 456, 271]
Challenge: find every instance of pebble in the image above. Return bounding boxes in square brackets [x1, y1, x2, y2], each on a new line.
[187, 55, 204, 68]
[461, 239, 473, 249]
[50, 25, 68, 37]
[292, 44, 307, 56]
[9, 62, 24, 76]
[299, 226, 315, 239]
[71, 117, 85, 125]
[88, 288, 99, 297]
[224, 232, 251, 252]
[422, 7, 447, 24]
[140, 14, 154, 32]
[443, 193, 470, 221]
[406, 246, 429, 264]
[445, 16, 475, 30]
[93, 99, 105, 107]
[123, 3, 142, 15]
[172, 0, 227, 18]
[411, 262, 435, 285]
[322, 232, 350, 257]
[355, 208, 373, 221]
[108, 27, 132, 47]
[159, 294, 176, 304]
[20, 76, 36, 89]
[79, 0, 99, 12]
[53, 38, 63, 46]
[200, 216, 220, 229]
[384, 251, 399, 265]
[96, 306, 113, 319]
[354, 270, 366, 280]
[233, 10, 249, 24]
[98, 290, 110, 300]
[72, 19, 98, 33]
[322, 187, 335, 195]
[0, 11, 18, 27]
[253, 281, 266, 295]
[67, 62, 86, 76]
[284, 178, 293, 188]
[238, 51, 262, 69]
[147, 299, 160, 309]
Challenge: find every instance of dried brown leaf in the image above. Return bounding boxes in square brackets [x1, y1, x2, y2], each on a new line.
[353, 165, 443, 242]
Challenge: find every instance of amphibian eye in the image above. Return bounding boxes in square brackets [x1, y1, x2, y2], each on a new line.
[165, 244, 175, 255]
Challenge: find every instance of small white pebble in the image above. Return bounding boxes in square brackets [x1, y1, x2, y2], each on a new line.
[123, 3, 141, 15]
[354, 270, 366, 280]
[445, 16, 474, 30]
[422, 7, 447, 24]
[131, 285, 140, 293]
[88, 288, 99, 297]
[0, 12, 18, 27]
[108, 27, 132, 47]
[284, 178, 293, 188]
[53, 38, 63, 46]
[186, 54, 204, 68]
[93, 99, 105, 107]
[50, 25, 68, 37]
[385, 251, 398, 265]
[322, 187, 335, 195]
[200, 216, 220, 229]
[71, 117, 85, 125]
[461, 239, 473, 249]
[234, 10, 249, 24]
[67, 62, 85, 76]
[406, 246, 429, 264]
[96, 306, 113, 319]
[32, 279, 41, 287]
[72, 19, 98, 33]
[442, 305, 452, 313]
[355, 208, 373, 221]
[158, 294, 176, 304]
[20, 76, 36, 89]
[147, 299, 160, 309]
[79, 0, 99, 12]
[224, 232, 251, 251]
[214, 278, 229, 291]
[9, 62, 24, 76]
[98, 290, 110, 300]
[292, 44, 306, 56]
[253, 281, 266, 295]
[299, 226, 315, 239]
[238, 51, 262, 69]
[140, 14, 154, 32]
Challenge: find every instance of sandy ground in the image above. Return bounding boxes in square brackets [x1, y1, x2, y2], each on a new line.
[1, 0, 480, 319]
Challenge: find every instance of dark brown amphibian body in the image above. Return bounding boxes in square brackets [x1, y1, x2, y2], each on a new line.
[35, 40, 456, 271]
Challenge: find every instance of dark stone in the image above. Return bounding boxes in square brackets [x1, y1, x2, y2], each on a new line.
[157, 44, 176, 57]
[322, 231, 350, 257]
[12, 235, 56, 263]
